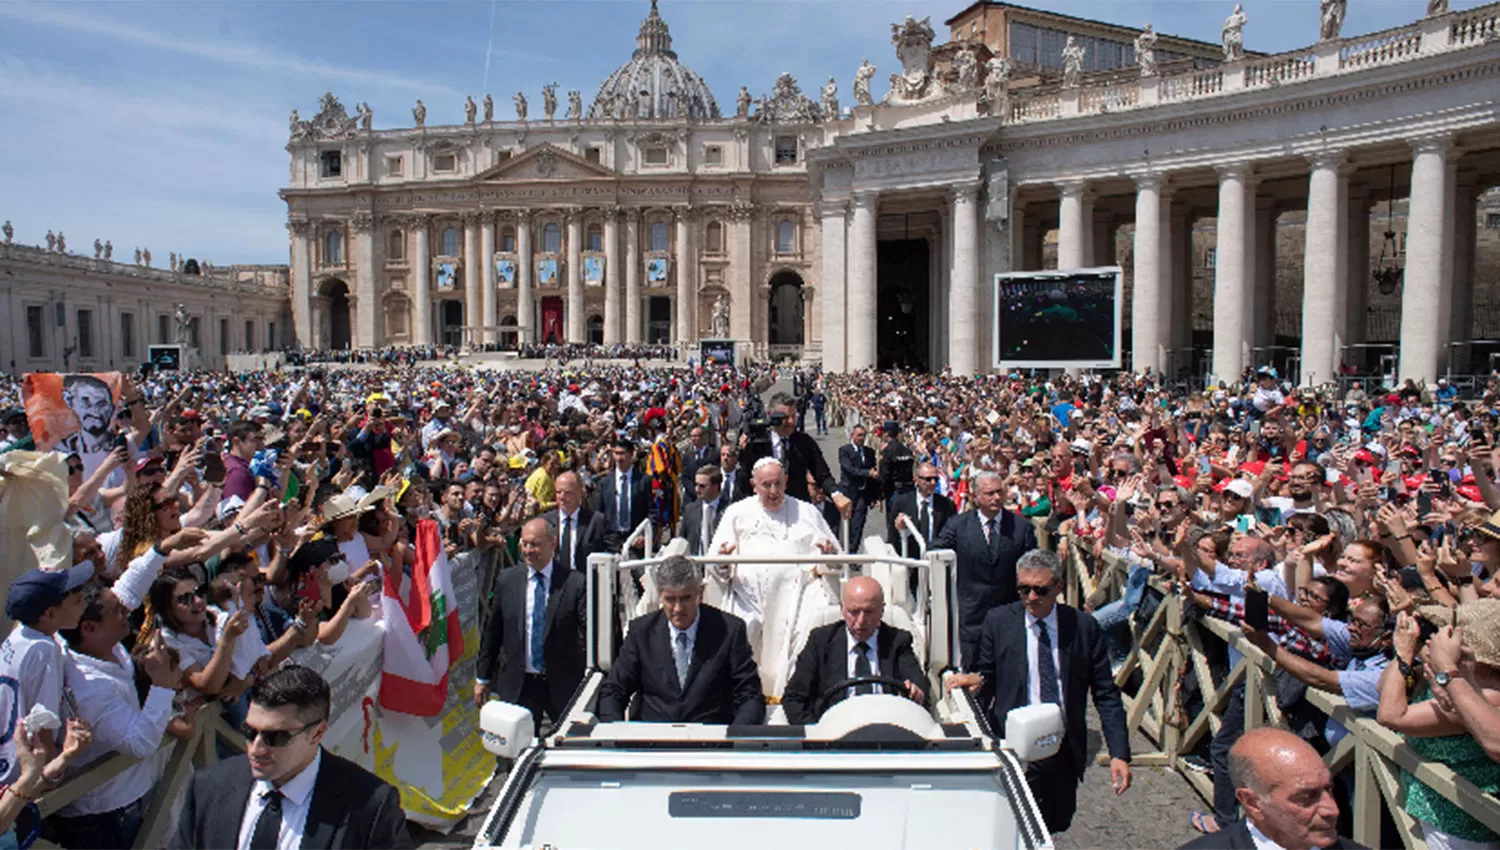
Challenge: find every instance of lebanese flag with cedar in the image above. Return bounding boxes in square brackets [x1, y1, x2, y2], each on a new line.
[379, 518, 464, 716]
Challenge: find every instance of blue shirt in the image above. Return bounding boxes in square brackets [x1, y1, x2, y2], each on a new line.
[1320, 617, 1390, 746]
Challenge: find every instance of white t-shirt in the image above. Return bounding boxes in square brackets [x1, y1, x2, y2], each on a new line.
[0, 625, 67, 785]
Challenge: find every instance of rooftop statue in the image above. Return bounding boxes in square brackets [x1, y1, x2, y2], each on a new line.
[1137, 24, 1158, 77]
[853, 59, 876, 107]
[1223, 3, 1248, 61]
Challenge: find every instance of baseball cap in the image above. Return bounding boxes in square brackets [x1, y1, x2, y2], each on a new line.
[135, 456, 166, 474]
[6, 565, 94, 624]
[179, 408, 204, 422]
[1224, 479, 1255, 500]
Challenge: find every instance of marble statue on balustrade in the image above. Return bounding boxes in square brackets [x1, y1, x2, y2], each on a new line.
[56, 232, 66, 254]
[413, 99, 426, 128]
[712, 295, 731, 338]
[984, 56, 1010, 103]
[357, 102, 372, 131]
[102, 241, 111, 260]
[46, 231, 56, 252]
[483, 94, 494, 122]
[1223, 4, 1248, 61]
[2, 221, 11, 244]
[289, 109, 299, 137]
[853, 59, 876, 107]
[514, 92, 528, 121]
[736, 86, 752, 118]
[174, 305, 191, 344]
[169, 251, 177, 271]
[568, 90, 582, 120]
[1061, 35, 1086, 88]
[465, 95, 477, 124]
[885, 15, 938, 105]
[954, 47, 981, 93]
[93, 239, 102, 259]
[821, 78, 839, 119]
[142, 248, 151, 267]
[542, 84, 558, 120]
[1137, 24, 1158, 77]
[1320, 0, 1347, 41]
[1428, 0, 1450, 16]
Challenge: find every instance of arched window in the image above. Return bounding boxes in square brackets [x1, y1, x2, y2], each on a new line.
[704, 221, 724, 254]
[543, 222, 562, 253]
[586, 225, 603, 252]
[440, 227, 460, 257]
[386, 229, 404, 261]
[501, 227, 516, 253]
[776, 220, 796, 254]
[649, 221, 669, 252]
[325, 230, 344, 265]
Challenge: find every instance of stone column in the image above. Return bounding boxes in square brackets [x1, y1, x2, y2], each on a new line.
[411, 215, 433, 346]
[1301, 152, 1348, 386]
[730, 204, 754, 342]
[818, 200, 848, 372]
[1057, 180, 1090, 270]
[1170, 201, 1194, 368]
[1009, 202, 1029, 272]
[603, 207, 621, 344]
[846, 191, 878, 371]
[463, 213, 481, 348]
[566, 209, 584, 343]
[516, 211, 533, 344]
[481, 212, 496, 346]
[1092, 210, 1115, 267]
[950, 183, 981, 375]
[288, 220, 314, 348]
[1131, 175, 1168, 373]
[1399, 137, 1453, 383]
[675, 207, 695, 344]
[1212, 163, 1255, 382]
[1449, 174, 1479, 372]
[1253, 198, 1278, 350]
[353, 213, 378, 349]
[1345, 189, 1372, 352]
[624, 210, 641, 343]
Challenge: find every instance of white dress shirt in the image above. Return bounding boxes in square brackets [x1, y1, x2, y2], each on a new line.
[1245, 818, 1287, 850]
[58, 645, 176, 815]
[524, 565, 553, 675]
[845, 629, 882, 698]
[236, 749, 321, 850]
[1024, 607, 1063, 712]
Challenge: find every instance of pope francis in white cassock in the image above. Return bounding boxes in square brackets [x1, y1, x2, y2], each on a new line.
[708, 457, 844, 697]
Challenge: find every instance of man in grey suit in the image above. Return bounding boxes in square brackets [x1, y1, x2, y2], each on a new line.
[932, 470, 1037, 666]
[676, 464, 726, 556]
[170, 666, 412, 850]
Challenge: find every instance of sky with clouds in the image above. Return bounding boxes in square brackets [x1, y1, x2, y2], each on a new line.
[0, 0, 1450, 265]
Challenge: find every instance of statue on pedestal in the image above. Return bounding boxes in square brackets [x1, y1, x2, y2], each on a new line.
[1137, 24, 1159, 77]
[885, 15, 939, 105]
[413, 99, 427, 128]
[103, 240, 112, 260]
[46, 230, 56, 251]
[567, 90, 582, 120]
[1428, 0, 1450, 15]
[1223, 4, 1248, 61]
[464, 95, 477, 124]
[712, 295, 731, 338]
[984, 56, 1011, 103]
[2, 221, 11, 244]
[174, 304, 191, 344]
[1061, 35, 1085, 88]
[56, 232, 66, 254]
[169, 251, 178, 271]
[514, 92, 528, 121]
[142, 247, 151, 267]
[483, 93, 494, 122]
[134, 247, 142, 265]
[821, 77, 839, 119]
[542, 84, 558, 120]
[289, 109, 300, 137]
[951, 46, 979, 93]
[736, 86, 752, 118]
[853, 59, 876, 107]
[1320, 0, 1346, 41]
[356, 102, 372, 131]
[93, 238, 102, 258]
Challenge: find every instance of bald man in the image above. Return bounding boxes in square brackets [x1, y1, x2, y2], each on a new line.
[474, 518, 589, 732]
[781, 576, 927, 724]
[541, 471, 608, 572]
[1179, 728, 1366, 849]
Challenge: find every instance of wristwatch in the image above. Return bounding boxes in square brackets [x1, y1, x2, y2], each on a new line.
[1433, 669, 1457, 687]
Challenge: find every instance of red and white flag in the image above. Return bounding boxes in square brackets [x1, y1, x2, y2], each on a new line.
[379, 518, 464, 716]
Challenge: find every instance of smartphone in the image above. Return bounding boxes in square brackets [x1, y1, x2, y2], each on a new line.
[297, 574, 321, 603]
[203, 453, 226, 484]
[1244, 588, 1270, 633]
[112, 433, 129, 451]
[1430, 469, 1451, 498]
[1198, 456, 1212, 476]
[1418, 491, 1433, 518]
[1236, 514, 1253, 534]
[61, 686, 80, 720]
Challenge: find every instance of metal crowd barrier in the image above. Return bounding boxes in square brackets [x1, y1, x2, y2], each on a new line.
[1062, 537, 1500, 849]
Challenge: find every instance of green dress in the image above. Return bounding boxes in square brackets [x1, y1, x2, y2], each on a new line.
[1402, 689, 1500, 843]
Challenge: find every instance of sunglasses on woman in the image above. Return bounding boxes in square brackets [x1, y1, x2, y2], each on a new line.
[173, 587, 209, 605]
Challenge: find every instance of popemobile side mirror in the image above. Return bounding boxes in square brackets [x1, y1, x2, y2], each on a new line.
[1004, 703, 1065, 763]
[480, 701, 536, 760]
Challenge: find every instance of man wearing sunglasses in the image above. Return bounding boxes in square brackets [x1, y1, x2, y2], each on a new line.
[171, 666, 412, 850]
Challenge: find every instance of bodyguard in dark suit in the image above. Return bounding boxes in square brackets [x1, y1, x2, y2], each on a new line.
[541, 471, 609, 572]
[597, 556, 763, 724]
[889, 461, 956, 558]
[949, 550, 1130, 835]
[676, 465, 726, 556]
[783, 576, 927, 724]
[680, 425, 717, 505]
[932, 471, 1038, 665]
[838, 424, 881, 547]
[474, 518, 588, 732]
[1179, 728, 1366, 849]
[595, 440, 650, 550]
[738, 395, 848, 518]
[170, 666, 412, 850]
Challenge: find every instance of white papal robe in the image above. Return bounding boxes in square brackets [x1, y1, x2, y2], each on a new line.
[708, 495, 843, 697]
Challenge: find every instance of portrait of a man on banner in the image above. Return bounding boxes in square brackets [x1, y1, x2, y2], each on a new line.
[495, 257, 517, 287]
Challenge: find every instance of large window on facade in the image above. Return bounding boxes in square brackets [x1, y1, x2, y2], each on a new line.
[27, 306, 44, 358]
[774, 136, 798, 165]
[543, 222, 562, 253]
[776, 221, 796, 254]
[120, 312, 135, 357]
[319, 150, 342, 178]
[387, 229, 405, 261]
[77, 309, 93, 358]
[441, 227, 460, 257]
[586, 225, 603, 252]
[649, 221, 669, 252]
[705, 221, 724, 254]
[325, 230, 343, 265]
[501, 227, 516, 252]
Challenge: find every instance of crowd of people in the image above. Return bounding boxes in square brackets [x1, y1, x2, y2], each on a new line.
[1, 356, 1499, 849]
[516, 341, 680, 362]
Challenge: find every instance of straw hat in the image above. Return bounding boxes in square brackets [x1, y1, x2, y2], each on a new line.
[1475, 508, 1500, 542]
[1419, 599, 1500, 669]
[322, 494, 372, 523]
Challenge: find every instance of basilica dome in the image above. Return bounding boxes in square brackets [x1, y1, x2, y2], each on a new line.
[588, 1, 721, 121]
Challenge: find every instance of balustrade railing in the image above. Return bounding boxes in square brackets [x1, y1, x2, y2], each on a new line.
[1451, 6, 1499, 45]
[1079, 82, 1140, 114]
[1158, 69, 1224, 103]
[1244, 52, 1317, 88]
[1340, 24, 1424, 70]
[0, 242, 285, 296]
[1010, 91, 1061, 122]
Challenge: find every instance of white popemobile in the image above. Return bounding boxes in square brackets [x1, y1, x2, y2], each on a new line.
[473, 526, 1065, 849]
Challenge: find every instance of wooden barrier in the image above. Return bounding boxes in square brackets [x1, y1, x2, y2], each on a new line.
[33, 703, 247, 850]
[1067, 539, 1500, 849]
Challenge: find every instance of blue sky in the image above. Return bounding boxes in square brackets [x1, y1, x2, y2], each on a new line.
[0, 0, 1449, 265]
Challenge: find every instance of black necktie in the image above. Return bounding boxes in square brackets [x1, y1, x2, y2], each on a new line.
[249, 789, 283, 850]
[561, 516, 574, 569]
[854, 640, 874, 695]
[985, 517, 1001, 557]
[918, 499, 932, 540]
[1036, 621, 1061, 705]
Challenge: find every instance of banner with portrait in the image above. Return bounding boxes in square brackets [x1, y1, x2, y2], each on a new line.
[538, 257, 559, 285]
[646, 255, 670, 286]
[583, 255, 604, 285]
[21, 373, 125, 481]
[495, 257, 517, 288]
[436, 262, 459, 291]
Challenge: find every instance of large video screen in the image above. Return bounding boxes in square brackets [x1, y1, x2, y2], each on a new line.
[992, 267, 1122, 371]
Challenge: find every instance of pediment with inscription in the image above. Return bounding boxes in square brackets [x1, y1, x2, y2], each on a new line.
[476, 143, 616, 182]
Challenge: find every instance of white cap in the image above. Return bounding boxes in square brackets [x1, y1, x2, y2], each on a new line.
[1224, 479, 1255, 500]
